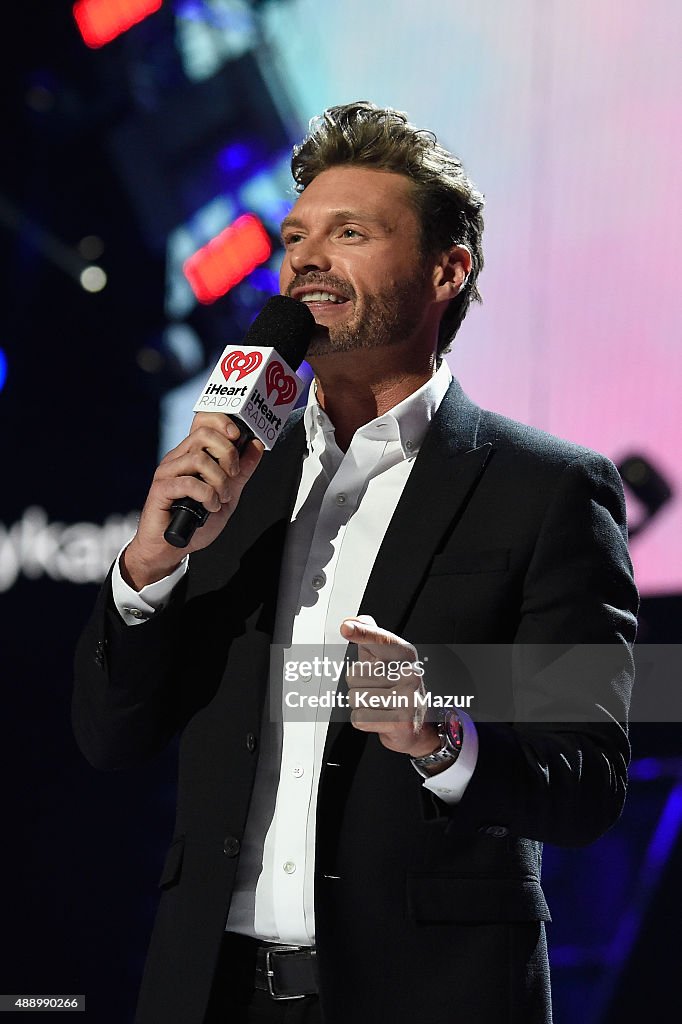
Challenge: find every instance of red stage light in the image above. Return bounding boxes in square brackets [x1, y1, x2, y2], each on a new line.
[73, 0, 163, 49]
[183, 214, 273, 304]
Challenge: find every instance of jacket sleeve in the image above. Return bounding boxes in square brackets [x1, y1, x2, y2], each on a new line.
[450, 452, 639, 847]
[72, 567, 197, 771]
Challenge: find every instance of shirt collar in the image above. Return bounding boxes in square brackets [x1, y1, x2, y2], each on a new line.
[303, 359, 452, 459]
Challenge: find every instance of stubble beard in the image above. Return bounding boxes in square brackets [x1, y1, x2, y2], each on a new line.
[305, 273, 431, 359]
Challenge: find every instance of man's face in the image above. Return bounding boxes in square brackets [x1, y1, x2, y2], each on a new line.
[279, 166, 437, 358]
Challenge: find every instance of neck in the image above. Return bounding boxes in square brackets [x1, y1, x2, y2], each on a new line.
[310, 346, 438, 451]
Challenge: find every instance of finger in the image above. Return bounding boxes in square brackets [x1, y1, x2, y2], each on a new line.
[161, 426, 241, 478]
[347, 685, 409, 709]
[346, 659, 421, 687]
[162, 421, 227, 458]
[340, 617, 417, 662]
[190, 413, 242, 444]
[155, 450, 233, 502]
[352, 614, 377, 628]
[350, 707, 407, 728]
[154, 474, 225, 514]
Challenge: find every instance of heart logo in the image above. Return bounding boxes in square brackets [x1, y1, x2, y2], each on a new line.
[265, 361, 297, 406]
[221, 350, 263, 381]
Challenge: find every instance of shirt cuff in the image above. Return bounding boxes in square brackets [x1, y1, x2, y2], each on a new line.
[420, 710, 479, 805]
[111, 542, 189, 626]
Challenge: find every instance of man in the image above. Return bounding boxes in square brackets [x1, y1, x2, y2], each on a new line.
[73, 102, 638, 1024]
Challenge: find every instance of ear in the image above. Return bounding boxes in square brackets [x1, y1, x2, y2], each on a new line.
[432, 244, 472, 306]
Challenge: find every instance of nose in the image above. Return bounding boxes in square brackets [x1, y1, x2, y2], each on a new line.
[288, 233, 332, 275]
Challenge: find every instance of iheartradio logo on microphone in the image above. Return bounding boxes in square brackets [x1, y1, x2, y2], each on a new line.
[193, 345, 304, 449]
[220, 350, 263, 380]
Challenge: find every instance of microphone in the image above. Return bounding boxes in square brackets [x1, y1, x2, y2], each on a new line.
[164, 295, 316, 548]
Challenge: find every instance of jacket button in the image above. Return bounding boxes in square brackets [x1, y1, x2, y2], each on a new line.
[479, 825, 509, 838]
[223, 837, 241, 857]
[246, 733, 257, 753]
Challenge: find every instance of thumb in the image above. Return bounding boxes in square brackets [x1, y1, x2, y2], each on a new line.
[339, 614, 377, 640]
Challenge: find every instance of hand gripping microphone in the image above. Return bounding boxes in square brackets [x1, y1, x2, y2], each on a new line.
[164, 295, 316, 548]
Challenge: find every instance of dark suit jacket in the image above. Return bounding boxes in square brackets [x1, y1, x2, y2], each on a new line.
[72, 379, 638, 1024]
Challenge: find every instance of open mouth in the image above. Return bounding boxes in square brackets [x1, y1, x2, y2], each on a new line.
[291, 283, 351, 305]
[295, 292, 351, 323]
[289, 285, 353, 325]
[299, 291, 347, 304]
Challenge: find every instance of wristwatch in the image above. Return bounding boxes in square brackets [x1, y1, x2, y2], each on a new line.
[410, 711, 464, 778]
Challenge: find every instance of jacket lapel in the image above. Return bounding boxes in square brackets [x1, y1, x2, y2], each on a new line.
[323, 379, 493, 766]
[235, 409, 308, 548]
[358, 378, 493, 634]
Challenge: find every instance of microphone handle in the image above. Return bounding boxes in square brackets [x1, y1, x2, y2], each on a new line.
[163, 419, 255, 549]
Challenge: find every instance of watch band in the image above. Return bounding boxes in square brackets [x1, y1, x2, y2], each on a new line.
[410, 711, 464, 778]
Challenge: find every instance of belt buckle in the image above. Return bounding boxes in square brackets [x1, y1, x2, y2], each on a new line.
[264, 945, 308, 1001]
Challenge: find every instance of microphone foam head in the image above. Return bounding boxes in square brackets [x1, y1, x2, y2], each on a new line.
[244, 295, 317, 370]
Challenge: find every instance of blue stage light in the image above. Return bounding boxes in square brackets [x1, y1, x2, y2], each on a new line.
[0, 348, 7, 392]
[247, 267, 280, 293]
[176, 0, 254, 31]
[218, 141, 254, 174]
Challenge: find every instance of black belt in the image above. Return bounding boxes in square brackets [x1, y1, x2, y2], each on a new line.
[254, 943, 319, 1000]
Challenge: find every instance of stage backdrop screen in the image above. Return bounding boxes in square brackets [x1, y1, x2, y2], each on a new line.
[259, 0, 682, 596]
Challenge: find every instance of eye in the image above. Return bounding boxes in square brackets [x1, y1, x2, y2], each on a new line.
[283, 232, 303, 246]
[340, 227, 362, 239]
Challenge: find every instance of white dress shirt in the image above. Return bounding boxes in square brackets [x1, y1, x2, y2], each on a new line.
[112, 359, 478, 945]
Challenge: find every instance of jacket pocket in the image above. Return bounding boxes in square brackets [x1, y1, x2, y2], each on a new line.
[158, 836, 185, 890]
[429, 548, 510, 576]
[406, 874, 551, 924]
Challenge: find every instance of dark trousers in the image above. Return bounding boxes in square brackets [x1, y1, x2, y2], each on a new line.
[204, 932, 323, 1024]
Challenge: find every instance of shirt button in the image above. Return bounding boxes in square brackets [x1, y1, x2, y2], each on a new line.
[336, 493, 347, 505]
[405, 439, 414, 451]
[293, 765, 304, 778]
[311, 573, 326, 590]
[283, 861, 296, 874]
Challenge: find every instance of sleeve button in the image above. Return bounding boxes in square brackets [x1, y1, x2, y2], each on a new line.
[223, 837, 241, 857]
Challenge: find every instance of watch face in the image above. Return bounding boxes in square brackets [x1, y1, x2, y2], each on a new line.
[445, 712, 463, 751]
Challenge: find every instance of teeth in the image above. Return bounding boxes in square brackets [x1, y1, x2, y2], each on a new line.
[301, 291, 343, 303]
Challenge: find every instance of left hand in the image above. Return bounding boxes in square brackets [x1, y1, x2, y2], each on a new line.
[339, 615, 440, 757]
